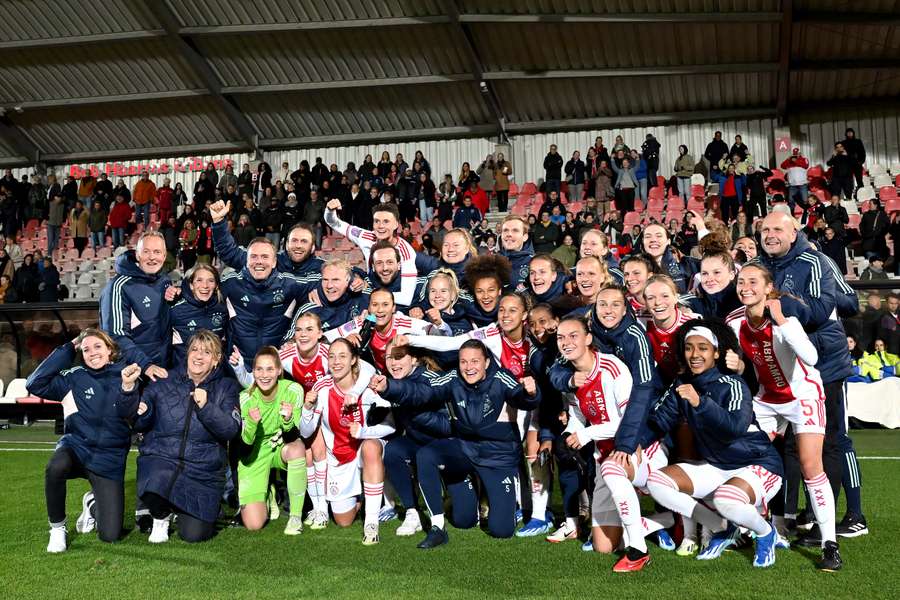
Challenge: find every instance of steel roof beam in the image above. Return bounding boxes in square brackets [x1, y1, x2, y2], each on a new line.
[776, 0, 794, 123]
[459, 12, 782, 24]
[260, 125, 498, 149]
[0, 30, 166, 50]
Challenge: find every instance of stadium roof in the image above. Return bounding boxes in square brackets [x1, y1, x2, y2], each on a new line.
[0, 0, 898, 166]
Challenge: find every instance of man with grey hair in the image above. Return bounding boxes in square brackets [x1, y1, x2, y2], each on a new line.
[99, 231, 171, 381]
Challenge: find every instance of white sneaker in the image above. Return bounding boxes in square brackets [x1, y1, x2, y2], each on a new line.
[267, 485, 280, 521]
[76, 491, 95, 534]
[309, 511, 328, 530]
[284, 515, 304, 536]
[676, 538, 698, 556]
[362, 522, 380, 545]
[47, 527, 67, 553]
[149, 518, 170, 544]
[546, 521, 579, 543]
[396, 510, 422, 537]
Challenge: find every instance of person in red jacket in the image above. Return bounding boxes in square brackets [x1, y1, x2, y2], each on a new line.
[156, 178, 174, 225]
[465, 180, 489, 216]
[108, 195, 133, 248]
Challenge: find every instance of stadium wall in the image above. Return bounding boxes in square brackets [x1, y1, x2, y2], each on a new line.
[14, 112, 900, 190]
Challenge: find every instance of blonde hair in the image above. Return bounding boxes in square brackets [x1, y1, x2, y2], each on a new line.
[76, 328, 119, 363]
[428, 268, 461, 309]
[186, 329, 223, 366]
[443, 228, 478, 258]
[322, 258, 353, 282]
[501, 214, 530, 234]
[643, 274, 680, 299]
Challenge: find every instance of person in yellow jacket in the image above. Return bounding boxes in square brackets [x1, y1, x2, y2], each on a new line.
[858, 339, 900, 381]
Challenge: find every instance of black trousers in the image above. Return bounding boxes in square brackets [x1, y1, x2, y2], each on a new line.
[142, 492, 216, 543]
[496, 190, 509, 212]
[45, 446, 124, 542]
[830, 177, 855, 200]
[616, 188, 635, 213]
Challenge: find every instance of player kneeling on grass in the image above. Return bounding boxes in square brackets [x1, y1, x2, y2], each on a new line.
[27, 329, 139, 553]
[131, 330, 241, 543]
[645, 319, 785, 568]
[369, 339, 540, 549]
[726, 263, 841, 571]
[552, 317, 670, 572]
[237, 347, 308, 535]
[300, 339, 395, 545]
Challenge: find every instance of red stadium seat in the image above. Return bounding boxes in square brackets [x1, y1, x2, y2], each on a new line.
[647, 197, 664, 211]
[666, 210, 683, 224]
[623, 211, 641, 228]
[879, 186, 898, 201]
[667, 196, 685, 211]
[687, 198, 706, 213]
[509, 182, 519, 197]
[691, 184, 705, 196]
[807, 165, 824, 179]
[884, 197, 900, 213]
[848, 214, 861, 230]
[634, 199, 644, 212]
[648, 186, 664, 200]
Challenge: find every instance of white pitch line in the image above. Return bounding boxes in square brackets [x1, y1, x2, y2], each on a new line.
[0, 448, 138, 452]
[0, 440, 56, 444]
[856, 456, 900, 460]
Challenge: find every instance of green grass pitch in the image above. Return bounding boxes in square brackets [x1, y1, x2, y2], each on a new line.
[1, 426, 897, 600]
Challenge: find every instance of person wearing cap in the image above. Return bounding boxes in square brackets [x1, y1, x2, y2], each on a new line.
[645, 318, 786, 568]
[860, 255, 889, 281]
[780, 148, 809, 211]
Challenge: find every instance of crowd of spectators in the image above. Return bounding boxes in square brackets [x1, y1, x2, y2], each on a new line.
[0, 127, 896, 309]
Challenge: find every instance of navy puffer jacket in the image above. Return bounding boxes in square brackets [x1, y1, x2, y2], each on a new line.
[132, 363, 241, 522]
[26, 343, 134, 480]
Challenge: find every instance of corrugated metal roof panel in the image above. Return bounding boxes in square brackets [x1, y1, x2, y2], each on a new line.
[473, 22, 778, 71]
[168, 0, 444, 27]
[195, 25, 469, 86]
[494, 73, 777, 122]
[0, 0, 157, 42]
[792, 69, 900, 102]
[0, 40, 203, 104]
[237, 83, 492, 139]
[793, 23, 900, 60]
[458, 0, 780, 15]
[793, 0, 898, 11]
[14, 98, 241, 155]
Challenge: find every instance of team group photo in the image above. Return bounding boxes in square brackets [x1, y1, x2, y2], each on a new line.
[0, 2, 898, 599]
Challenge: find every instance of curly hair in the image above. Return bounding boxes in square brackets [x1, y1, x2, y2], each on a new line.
[674, 317, 741, 375]
[464, 254, 512, 291]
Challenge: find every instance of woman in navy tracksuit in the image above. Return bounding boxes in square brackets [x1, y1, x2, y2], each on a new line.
[381, 342, 449, 537]
[130, 329, 241, 543]
[372, 339, 540, 548]
[640, 223, 700, 293]
[684, 249, 741, 319]
[27, 329, 139, 552]
[168, 264, 229, 368]
[644, 318, 786, 569]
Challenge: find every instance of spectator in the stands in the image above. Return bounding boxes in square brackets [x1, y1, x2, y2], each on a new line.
[859, 199, 890, 258]
[594, 159, 615, 214]
[819, 227, 848, 275]
[781, 147, 809, 210]
[859, 338, 900, 381]
[476, 154, 495, 204]
[543, 144, 563, 194]
[551, 232, 577, 269]
[39, 256, 59, 302]
[219, 163, 237, 192]
[133, 171, 156, 228]
[157, 178, 174, 225]
[0, 273, 10, 303]
[12, 253, 39, 302]
[532, 210, 560, 254]
[457, 162, 478, 195]
[112, 178, 130, 204]
[630, 149, 648, 203]
[0, 247, 13, 285]
[27, 174, 47, 223]
[62, 175, 77, 209]
[642, 133, 661, 188]
[840, 128, 867, 190]
[730, 134, 749, 161]
[827, 142, 856, 200]
[89, 200, 108, 251]
[465, 180, 489, 216]
[611, 134, 629, 155]
[703, 131, 729, 172]
[493, 153, 512, 212]
[674, 145, 694, 201]
[262, 198, 283, 249]
[254, 162, 272, 204]
[108, 195, 133, 249]
[565, 150, 586, 203]
[233, 214, 256, 248]
[302, 189, 325, 248]
[46, 192, 66, 254]
[237, 163, 253, 198]
[78, 171, 96, 208]
[860, 255, 889, 281]
[610, 154, 638, 213]
[452, 195, 481, 230]
[179, 218, 199, 271]
[69, 200, 89, 257]
[821, 194, 849, 237]
[745, 163, 772, 219]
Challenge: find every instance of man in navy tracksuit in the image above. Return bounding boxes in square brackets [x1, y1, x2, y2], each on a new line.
[498, 215, 534, 289]
[371, 339, 540, 548]
[289, 258, 369, 332]
[754, 212, 867, 541]
[219, 237, 318, 368]
[209, 199, 323, 279]
[99, 232, 171, 380]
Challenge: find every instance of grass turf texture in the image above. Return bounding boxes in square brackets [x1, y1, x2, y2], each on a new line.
[1, 426, 897, 600]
